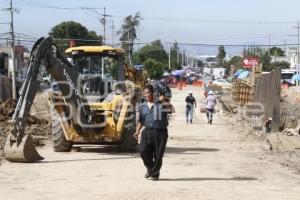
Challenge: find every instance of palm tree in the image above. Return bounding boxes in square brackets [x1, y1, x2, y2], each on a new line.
[118, 12, 142, 65]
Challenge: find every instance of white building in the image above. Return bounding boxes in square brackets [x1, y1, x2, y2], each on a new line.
[286, 47, 299, 69]
[196, 55, 218, 67]
[0, 45, 30, 78]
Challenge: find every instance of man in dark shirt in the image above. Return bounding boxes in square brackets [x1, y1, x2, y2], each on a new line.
[185, 92, 196, 123]
[264, 117, 272, 133]
[134, 84, 174, 181]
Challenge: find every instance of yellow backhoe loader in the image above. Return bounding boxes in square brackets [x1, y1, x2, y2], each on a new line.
[4, 37, 141, 162]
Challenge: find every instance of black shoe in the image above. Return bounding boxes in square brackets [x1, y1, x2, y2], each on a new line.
[151, 176, 159, 181]
[144, 172, 151, 179]
[190, 120, 192, 124]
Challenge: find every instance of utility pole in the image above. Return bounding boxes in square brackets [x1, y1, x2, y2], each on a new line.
[182, 51, 184, 67]
[3, 0, 17, 99]
[111, 20, 115, 46]
[101, 7, 113, 45]
[84, 7, 111, 45]
[168, 46, 171, 69]
[293, 21, 300, 86]
[177, 50, 179, 67]
[102, 7, 106, 45]
[268, 33, 271, 55]
[127, 30, 132, 66]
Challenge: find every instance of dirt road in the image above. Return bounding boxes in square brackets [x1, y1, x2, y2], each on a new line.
[0, 87, 300, 200]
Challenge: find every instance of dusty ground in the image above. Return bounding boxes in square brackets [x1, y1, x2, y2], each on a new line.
[0, 86, 300, 200]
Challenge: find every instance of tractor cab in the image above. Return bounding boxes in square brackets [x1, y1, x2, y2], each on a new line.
[65, 46, 126, 101]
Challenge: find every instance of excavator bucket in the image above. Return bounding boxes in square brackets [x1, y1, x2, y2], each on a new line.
[4, 134, 44, 163]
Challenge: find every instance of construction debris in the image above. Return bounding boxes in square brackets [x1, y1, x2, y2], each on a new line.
[0, 94, 51, 162]
[282, 128, 300, 136]
[232, 79, 254, 106]
[0, 98, 16, 121]
[267, 133, 300, 152]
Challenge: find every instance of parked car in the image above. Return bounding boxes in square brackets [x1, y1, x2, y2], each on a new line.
[212, 79, 232, 89]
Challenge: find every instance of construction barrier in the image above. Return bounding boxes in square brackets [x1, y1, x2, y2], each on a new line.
[193, 80, 203, 87]
[281, 84, 289, 89]
[176, 81, 187, 90]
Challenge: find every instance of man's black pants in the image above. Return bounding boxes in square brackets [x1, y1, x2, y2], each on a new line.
[138, 128, 168, 178]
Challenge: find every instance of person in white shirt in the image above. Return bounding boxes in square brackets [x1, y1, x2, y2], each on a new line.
[205, 91, 217, 124]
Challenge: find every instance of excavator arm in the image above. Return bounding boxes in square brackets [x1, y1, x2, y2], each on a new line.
[4, 37, 90, 162]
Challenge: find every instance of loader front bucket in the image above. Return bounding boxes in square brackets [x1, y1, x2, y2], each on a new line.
[4, 134, 44, 163]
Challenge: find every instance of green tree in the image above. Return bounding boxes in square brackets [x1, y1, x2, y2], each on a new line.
[260, 48, 287, 71]
[217, 45, 226, 66]
[133, 40, 168, 65]
[49, 21, 102, 51]
[270, 61, 290, 69]
[224, 56, 243, 74]
[132, 39, 168, 79]
[244, 45, 262, 57]
[270, 47, 285, 56]
[197, 60, 204, 68]
[259, 51, 272, 71]
[170, 41, 182, 70]
[118, 12, 142, 65]
[143, 58, 164, 80]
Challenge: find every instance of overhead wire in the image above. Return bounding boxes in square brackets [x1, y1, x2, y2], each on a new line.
[13, 1, 296, 25]
[15, 0, 104, 10]
[2, 1, 299, 49]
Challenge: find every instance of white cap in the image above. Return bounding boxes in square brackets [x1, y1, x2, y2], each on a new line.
[208, 91, 214, 95]
[189, 91, 193, 94]
[269, 117, 272, 120]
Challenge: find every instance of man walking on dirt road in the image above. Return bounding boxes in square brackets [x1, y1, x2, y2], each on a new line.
[205, 90, 217, 124]
[185, 92, 196, 123]
[134, 84, 173, 181]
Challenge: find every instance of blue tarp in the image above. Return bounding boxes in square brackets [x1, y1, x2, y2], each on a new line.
[237, 71, 250, 79]
[171, 70, 185, 76]
[292, 74, 300, 81]
[234, 69, 244, 77]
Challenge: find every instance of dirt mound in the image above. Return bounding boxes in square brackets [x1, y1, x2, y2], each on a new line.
[0, 96, 51, 162]
[0, 119, 51, 162]
[0, 98, 17, 121]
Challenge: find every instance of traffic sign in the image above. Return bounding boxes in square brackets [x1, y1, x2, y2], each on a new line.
[243, 57, 259, 68]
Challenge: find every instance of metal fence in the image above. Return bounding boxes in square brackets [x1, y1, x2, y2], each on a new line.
[254, 69, 281, 132]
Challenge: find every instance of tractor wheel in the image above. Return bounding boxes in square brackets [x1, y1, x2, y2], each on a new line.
[52, 118, 73, 152]
[117, 118, 137, 152]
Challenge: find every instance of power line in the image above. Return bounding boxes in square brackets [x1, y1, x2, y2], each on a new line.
[12, 1, 297, 25]
[112, 15, 295, 25]
[292, 21, 300, 86]
[16, 24, 43, 37]
[83, 7, 111, 45]
[0, 32, 9, 36]
[1, 35, 299, 48]
[15, 0, 103, 10]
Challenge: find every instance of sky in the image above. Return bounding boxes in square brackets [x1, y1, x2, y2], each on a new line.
[1, 0, 300, 55]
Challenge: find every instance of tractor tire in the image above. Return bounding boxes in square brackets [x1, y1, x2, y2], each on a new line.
[117, 119, 137, 152]
[52, 118, 73, 152]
